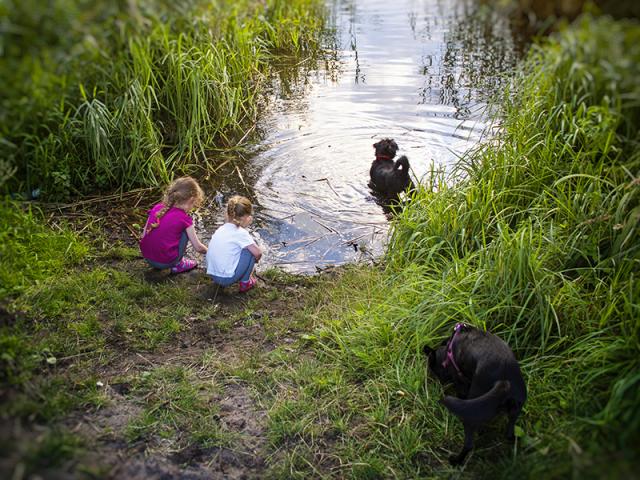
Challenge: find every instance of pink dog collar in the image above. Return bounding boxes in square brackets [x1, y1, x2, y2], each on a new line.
[442, 323, 466, 379]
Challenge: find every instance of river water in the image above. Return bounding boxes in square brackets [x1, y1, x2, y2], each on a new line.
[200, 0, 525, 273]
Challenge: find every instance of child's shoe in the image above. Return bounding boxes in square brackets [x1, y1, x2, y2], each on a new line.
[171, 258, 197, 274]
[238, 276, 257, 293]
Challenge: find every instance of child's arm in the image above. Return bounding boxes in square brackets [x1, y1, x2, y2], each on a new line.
[186, 225, 208, 254]
[247, 243, 262, 262]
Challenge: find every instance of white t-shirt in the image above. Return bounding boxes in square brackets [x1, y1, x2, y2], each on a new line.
[206, 223, 255, 277]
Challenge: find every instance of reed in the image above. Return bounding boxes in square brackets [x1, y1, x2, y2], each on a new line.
[0, 0, 325, 199]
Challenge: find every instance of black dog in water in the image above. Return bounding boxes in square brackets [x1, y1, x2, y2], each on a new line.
[423, 324, 527, 465]
[369, 138, 414, 201]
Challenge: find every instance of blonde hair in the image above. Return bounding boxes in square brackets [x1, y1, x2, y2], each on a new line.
[146, 176, 204, 233]
[226, 195, 253, 226]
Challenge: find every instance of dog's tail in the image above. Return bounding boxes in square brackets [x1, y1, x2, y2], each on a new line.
[442, 380, 511, 424]
[394, 155, 410, 172]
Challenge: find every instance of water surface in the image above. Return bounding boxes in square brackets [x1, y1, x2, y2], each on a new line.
[200, 0, 524, 273]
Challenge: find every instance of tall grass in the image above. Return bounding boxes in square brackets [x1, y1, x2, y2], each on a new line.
[268, 15, 640, 478]
[0, 0, 325, 199]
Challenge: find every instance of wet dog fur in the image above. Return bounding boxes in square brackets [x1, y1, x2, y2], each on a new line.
[369, 138, 415, 201]
[423, 324, 527, 465]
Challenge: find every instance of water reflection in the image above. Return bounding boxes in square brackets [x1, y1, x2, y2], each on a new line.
[199, 0, 525, 273]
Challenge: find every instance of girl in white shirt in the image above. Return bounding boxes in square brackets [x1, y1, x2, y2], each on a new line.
[206, 195, 262, 292]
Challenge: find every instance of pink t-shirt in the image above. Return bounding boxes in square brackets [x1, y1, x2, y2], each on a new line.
[140, 203, 193, 264]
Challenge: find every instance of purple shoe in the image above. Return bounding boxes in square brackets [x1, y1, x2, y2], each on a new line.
[171, 258, 197, 274]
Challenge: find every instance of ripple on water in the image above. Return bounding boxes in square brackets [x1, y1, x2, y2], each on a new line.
[201, 0, 525, 273]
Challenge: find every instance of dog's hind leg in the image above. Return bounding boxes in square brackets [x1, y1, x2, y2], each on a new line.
[449, 423, 475, 466]
[505, 405, 521, 441]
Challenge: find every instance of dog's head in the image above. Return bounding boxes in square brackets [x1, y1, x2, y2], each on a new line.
[423, 342, 451, 383]
[373, 138, 398, 160]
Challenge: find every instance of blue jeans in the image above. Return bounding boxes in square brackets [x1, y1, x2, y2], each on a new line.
[210, 248, 256, 287]
[144, 231, 188, 269]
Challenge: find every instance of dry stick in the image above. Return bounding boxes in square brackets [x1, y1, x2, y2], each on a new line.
[133, 192, 146, 208]
[211, 283, 223, 304]
[57, 350, 97, 362]
[210, 157, 234, 174]
[269, 260, 311, 265]
[281, 234, 327, 248]
[126, 223, 140, 240]
[312, 217, 339, 234]
[136, 352, 155, 366]
[285, 234, 329, 253]
[275, 213, 296, 221]
[314, 177, 341, 198]
[254, 272, 269, 283]
[345, 219, 387, 227]
[293, 203, 343, 228]
[235, 123, 256, 147]
[290, 202, 341, 234]
[42, 187, 156, 210]
[292, 202, 321, 217]
[235, 166, 247, 189]
[342, 232, 368, 245]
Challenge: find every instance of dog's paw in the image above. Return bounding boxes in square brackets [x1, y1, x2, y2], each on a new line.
[505, 424, 520, 442]
[448, 455, 463, 466]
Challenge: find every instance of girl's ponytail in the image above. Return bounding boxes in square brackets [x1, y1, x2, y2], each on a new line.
[145, 177, 204, 234]
[226, 195, 253, 226]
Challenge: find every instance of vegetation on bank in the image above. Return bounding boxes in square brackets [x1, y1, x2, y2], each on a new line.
[268, 14, 639, 478]
[1, 9, 639, 480]
[0, 0, 325, 199]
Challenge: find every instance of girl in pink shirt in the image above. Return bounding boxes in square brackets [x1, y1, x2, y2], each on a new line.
[140, 177, 208, 274]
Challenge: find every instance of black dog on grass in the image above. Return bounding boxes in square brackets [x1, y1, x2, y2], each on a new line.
[369, 138, 415, 201]
[423, 323, 527, 465]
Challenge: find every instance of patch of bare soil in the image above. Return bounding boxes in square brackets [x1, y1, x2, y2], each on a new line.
[73, 381, 268, 480]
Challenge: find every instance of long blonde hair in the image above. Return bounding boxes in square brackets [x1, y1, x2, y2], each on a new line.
[146, 176, 204, 234]
[226, 195, 253, 226]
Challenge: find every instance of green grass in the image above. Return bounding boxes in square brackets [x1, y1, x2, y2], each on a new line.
[12, 266, 210, 350]
[0, 200, 89, 300]
[125, 365, 228, 447]
[23, 429, 83, 473]
[0, 0, 326, 199]
[263, 14, 640, 479]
